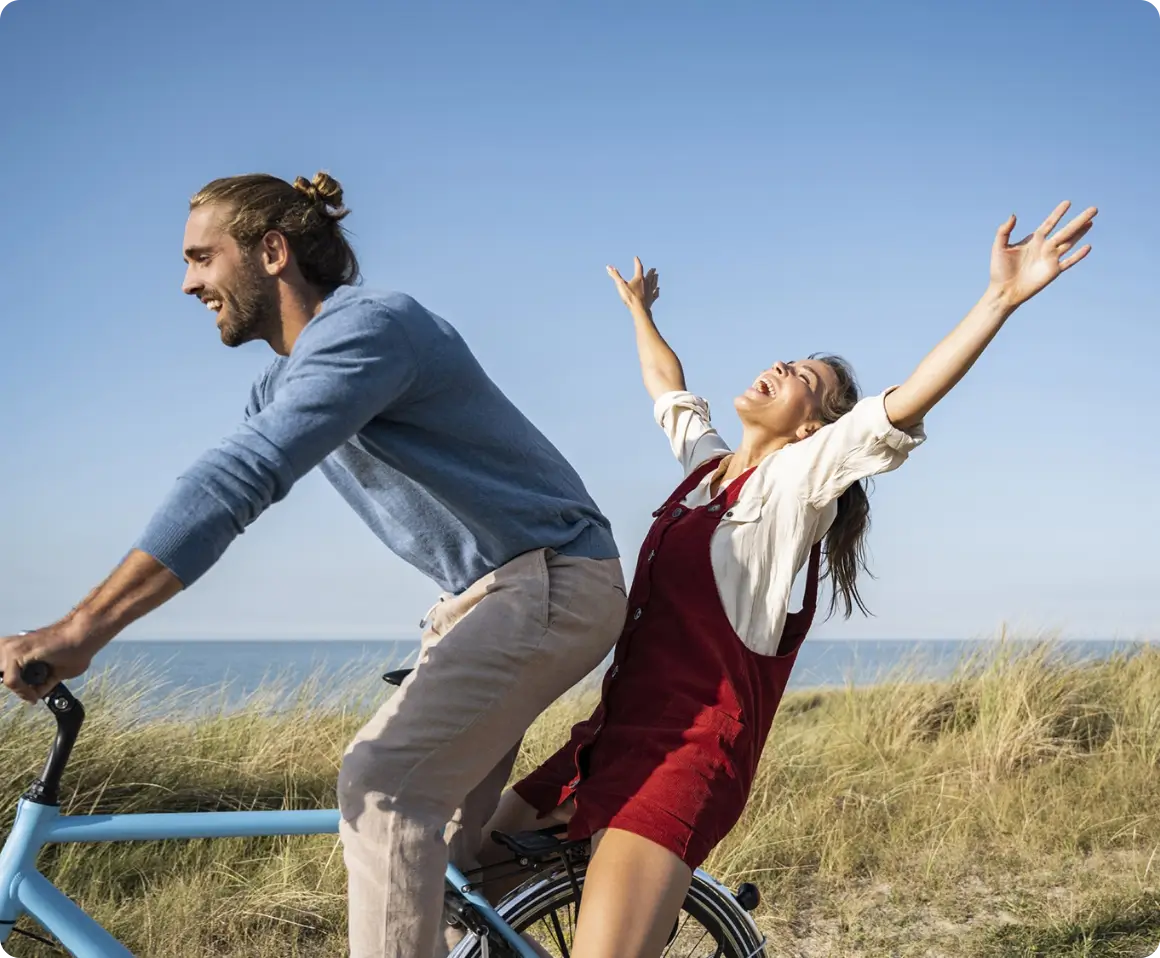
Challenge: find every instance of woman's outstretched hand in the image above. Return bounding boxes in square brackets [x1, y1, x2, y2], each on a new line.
[608, 257, 660, 314]
[991, 201, 1097, 307]
[883, 200, 1100, 431]
[607, 256, 686, 400]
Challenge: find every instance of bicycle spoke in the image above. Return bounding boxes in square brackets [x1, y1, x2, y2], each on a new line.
[662, 911, 692, 957]
[525, 912, 570, 958]
[548, 909, 570, 958]
[671, 921, 712, 957]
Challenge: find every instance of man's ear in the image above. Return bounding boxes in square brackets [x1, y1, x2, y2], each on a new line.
[259, 229, 291, 277]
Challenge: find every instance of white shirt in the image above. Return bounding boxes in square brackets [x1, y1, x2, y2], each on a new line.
[653, 389, 927, 656]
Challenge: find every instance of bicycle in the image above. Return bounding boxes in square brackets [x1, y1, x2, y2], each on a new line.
[0, 661, 769, 958]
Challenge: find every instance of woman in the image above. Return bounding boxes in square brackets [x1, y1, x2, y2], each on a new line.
[483, 200, 1097, 958]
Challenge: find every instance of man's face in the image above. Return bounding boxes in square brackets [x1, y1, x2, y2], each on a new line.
[181, 204, 278, 348]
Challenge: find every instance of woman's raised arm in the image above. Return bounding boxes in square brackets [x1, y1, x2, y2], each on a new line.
[608, 257, 687, 402]
[885, 201, 1097, 430]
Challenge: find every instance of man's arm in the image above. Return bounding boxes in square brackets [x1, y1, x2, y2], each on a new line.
[67, 551, 183, 647]
[1, 299, 419, 701]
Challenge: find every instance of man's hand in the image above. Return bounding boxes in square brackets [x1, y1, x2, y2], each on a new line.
[0, 622, 98, 703]
[1, 550, 183, 704]
[607, 257, 660, 314]
[990, 201, 1097, 308]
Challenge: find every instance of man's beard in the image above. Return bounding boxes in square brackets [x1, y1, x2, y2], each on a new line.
[218, 257, 278, 348]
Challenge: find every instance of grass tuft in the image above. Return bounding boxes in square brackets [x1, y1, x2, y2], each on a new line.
[2, 637, 1159, 956]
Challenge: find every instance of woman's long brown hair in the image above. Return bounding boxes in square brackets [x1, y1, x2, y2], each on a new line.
[811, 353, 873, 619]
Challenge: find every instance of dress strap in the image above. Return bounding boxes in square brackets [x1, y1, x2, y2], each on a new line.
[653, 456, 728, 516]
[800, 540, 823, 614]
[720, 465, 760, 508]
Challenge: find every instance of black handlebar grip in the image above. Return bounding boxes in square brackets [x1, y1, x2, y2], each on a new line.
[22, 661, 51, 686]
[0, 661, 52, 686]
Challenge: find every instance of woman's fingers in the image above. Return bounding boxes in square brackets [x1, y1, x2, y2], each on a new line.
[1050, 207, 1098, 248]
[1059, 244, 1093, 272]
[1036, 200, 1073, 237]
[995, 213, 1017, 251]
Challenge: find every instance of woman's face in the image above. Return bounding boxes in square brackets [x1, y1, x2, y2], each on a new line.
[733, 358, 840, 441]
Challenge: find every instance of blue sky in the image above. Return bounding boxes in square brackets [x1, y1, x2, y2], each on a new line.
[0, 0, 1156, 641]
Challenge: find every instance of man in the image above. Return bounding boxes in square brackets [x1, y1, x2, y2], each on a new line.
[0, 171, 628, 958]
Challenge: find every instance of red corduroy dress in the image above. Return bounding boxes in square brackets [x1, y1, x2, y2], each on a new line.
[514, 455, 821, 868]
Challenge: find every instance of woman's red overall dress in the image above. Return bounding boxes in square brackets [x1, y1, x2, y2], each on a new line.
[513, 455, 821, 869]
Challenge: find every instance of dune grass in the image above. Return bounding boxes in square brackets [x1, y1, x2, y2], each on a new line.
[2, 638, 1159, 956]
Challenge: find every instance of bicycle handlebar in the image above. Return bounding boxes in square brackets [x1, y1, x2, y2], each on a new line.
[0, 661, 53, 687]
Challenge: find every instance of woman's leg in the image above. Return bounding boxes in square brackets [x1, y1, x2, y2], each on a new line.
[571, 827, 693, 958]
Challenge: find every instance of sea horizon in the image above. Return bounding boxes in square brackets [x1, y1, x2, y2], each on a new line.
[25, 636, 1150, 720]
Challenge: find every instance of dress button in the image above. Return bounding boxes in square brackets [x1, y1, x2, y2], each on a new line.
[708, 504, 722, 513]
[633, 608, 643, 620]
[671, 507, 683, 518]
[724, 510, 734, 518]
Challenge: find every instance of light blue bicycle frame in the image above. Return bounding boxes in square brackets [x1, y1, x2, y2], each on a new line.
[1, 654, 543, 958]
[0, 784, 537, 957]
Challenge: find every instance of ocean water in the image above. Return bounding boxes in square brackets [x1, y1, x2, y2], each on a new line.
[25, 636, 1153, 719]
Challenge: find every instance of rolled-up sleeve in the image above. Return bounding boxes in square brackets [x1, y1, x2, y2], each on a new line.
[777, 389, 927, 508]
[653, 390, 733, 477]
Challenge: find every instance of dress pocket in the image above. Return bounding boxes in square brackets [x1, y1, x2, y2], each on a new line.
[701, 706, 747, 747]
[659, 697, 748, 753]
[653, 699, 751, 835]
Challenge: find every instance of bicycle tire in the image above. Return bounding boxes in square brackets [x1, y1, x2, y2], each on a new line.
[449, 863, 766, 958]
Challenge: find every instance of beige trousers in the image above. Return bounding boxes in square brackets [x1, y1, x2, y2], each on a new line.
[337, 548, 627, 958]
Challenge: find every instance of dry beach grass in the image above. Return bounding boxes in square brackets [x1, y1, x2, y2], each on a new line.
[2, 637, 1159, 957]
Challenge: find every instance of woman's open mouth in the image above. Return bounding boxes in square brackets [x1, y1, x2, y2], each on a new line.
[746, 377, 775, 399]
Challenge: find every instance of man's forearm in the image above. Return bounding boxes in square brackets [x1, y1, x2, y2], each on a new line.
[64, 549, 183, 648]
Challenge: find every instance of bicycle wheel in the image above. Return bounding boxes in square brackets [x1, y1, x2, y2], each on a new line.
[450, 863, 766, 958]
